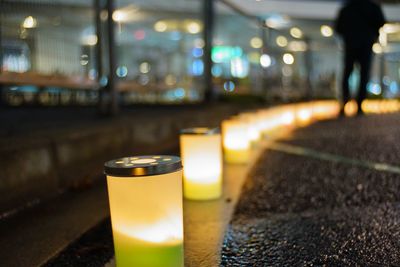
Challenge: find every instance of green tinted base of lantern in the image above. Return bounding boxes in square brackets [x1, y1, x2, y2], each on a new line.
[113, 232, 184, 267]
[224, 149, 249, 164]
[184, 179, 222, 200]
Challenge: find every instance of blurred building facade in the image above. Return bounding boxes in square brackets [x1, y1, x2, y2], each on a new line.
[1, 0, 399, 108]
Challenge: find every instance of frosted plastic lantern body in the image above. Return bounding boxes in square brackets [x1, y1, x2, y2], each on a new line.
[180, 128, 222, 200]
[104, 156, 184, 267]
[275, 105, 296, 128]
[257, 108, 286, 135]
[312, 100, 340, 120]
[238, 113, 261, 144]
[268, 106, 296, 130]
[257, 109, 273, 134]
[222, 119, 250, 164]
[295, 103, 313, 126]
[344, 100, 358, 117]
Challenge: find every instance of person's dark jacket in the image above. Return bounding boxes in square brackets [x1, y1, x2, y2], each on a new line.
[335, 0, 386, 48]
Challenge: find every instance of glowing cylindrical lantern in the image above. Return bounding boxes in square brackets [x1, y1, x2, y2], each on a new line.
[104, 156, 184, 267]
[295, 103, 313, 126]
[257, 109, 280, 134]
[312, 100, 340, 120]
[361, 100, 376, 114]
[275, 105, 296, 128]
[222, 118, 250, 164]
[180, 128, 222, 200]
[344, 100, 358, 116]
[237, 113, 261, 144]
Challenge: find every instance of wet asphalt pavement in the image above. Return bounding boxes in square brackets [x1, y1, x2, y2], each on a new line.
[221, 114, 400, 266]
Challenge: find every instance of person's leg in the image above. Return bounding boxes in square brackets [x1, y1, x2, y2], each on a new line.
[357, 44, 373, 114]
[341, 46, 355, 113]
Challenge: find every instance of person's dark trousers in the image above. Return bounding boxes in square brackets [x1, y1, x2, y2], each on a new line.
[341, 43, 373, 112]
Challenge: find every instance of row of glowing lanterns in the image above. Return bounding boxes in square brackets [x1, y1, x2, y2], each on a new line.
[104, 99, 400, 267]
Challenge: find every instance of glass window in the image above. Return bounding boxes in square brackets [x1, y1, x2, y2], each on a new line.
[213, 3, 264, 100]
[114, 0, 203, 104]
[1, 1, 98, 106]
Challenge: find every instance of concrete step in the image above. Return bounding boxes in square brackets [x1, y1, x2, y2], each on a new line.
[0, 180, 109, 267]
[0, 104, 246, 219]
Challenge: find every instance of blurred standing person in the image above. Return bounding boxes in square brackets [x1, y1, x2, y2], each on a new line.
[335, 0, 385, 116]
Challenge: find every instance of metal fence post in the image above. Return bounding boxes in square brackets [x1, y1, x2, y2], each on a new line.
[94, 0, 107, 114]
[106, 0, 118, 114]
[203, 0, 215, 102]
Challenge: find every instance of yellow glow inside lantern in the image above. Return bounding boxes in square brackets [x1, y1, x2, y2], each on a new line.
[362, 100, 380, 114]
[312, 100, 340, 120]
[256, 109, 271, 134]
[380, 100, 393, 113]
[222, 119, 250, 164]
[257, 109, 281, 134]
[361, 99, 400, 114]
[180, 128, 222, 200]
[384, 100, 400, 113]
[296, 104, 313, 126]
[275, 105, 296, 127]
[105, 156, 184, 267]
[281, 111, 295, 126]
[238, 113, 261, 144]
[344, 101, 358, 116]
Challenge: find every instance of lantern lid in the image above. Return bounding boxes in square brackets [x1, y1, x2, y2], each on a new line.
[180, 127, 220, 135]
[104, 155, 182, 177]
